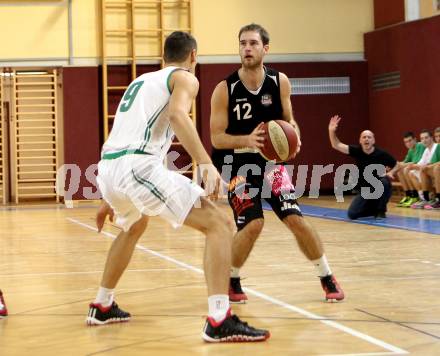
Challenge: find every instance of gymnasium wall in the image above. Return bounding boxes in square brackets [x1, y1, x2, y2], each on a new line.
[0, 0, 373, 198]
[0, 0, 373, 62]
[364, 15, 440, 161]
[373, 0, 405, 28]
[374, 0, 440, 29]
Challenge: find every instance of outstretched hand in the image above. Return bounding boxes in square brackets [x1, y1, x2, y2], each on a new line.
[329, 115, 342, 132]
[199, 163, 224, 201]
[96, 201, 114, 232]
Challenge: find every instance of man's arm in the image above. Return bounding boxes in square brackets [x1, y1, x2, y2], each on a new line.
[279, 73, 301, 154]
[328, 115, 349, 154]
[385, 154, 399, 179]
[210, 81, 265, 150]
[168, 70, 221, 198]
[168, 70, 211, 164]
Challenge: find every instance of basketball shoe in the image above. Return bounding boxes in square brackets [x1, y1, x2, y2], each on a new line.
[86, 301, 130, 325]
[0, 290, 7, 318]
[202, 309, 270, 342]
[396, 196, 410, 207]
[229, 277, 248, 303]
[320, 275, 344, 302]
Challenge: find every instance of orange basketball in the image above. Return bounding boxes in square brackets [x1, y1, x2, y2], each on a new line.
[260, 120, 298, 162]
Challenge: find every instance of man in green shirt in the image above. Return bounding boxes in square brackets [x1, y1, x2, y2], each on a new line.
[435, 127, 440, 143]
[396, 132, 425, 207]
[420, 137, 440, 209]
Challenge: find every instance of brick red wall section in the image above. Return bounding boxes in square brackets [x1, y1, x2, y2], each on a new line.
[374, 0, 405, 29]
[63, 67, 100, 200]
[365, 15, 440, 161]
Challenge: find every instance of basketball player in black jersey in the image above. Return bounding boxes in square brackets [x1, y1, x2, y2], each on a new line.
[210, 24, 344, 303]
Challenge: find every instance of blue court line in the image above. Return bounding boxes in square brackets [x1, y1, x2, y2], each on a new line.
[262, 201, 440, 235]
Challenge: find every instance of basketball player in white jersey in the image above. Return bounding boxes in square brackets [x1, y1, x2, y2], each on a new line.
[86, 32, 269, 342]
[210, 24, 344, 303]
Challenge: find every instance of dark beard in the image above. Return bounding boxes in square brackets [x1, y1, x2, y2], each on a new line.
[241, 57, 263, 69]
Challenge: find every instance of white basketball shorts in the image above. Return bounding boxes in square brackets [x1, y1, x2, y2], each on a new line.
[97, 154, 203, 231]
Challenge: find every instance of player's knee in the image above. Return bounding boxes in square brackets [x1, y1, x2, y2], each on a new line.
[284, 214, 308, 233]
[128, 216, 148, 237]
[202, 205, 233, 237]
[242, 218, 264, 238]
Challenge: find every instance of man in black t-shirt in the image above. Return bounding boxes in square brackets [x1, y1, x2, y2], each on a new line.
[210, 23, 344, 305]
[329, 115, 398, 219]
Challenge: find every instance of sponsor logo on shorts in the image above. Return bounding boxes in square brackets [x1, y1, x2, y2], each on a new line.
[231, 195, 254, 216]
[229, 175, 247, 192]
[281, 202, 301, 212]
[265, 166, 294, 196]
[279, 192, 297, 202]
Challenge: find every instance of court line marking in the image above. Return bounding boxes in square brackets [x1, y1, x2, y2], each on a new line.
[67, 217, 409, 355]
[0, 268, 186, 277]
[322, 352, 402, 356]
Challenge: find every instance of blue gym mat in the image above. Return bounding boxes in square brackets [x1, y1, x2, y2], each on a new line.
[262, 201, 440, 235]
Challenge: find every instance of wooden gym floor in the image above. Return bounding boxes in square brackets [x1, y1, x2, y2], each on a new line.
[0, 197, 439, 355]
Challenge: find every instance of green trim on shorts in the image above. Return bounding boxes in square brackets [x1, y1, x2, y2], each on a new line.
[131, 169, 167, 205]
[102, 149, 151, 160]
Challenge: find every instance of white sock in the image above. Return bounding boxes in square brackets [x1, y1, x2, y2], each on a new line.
[208, 294, 230, 323]
[94, 287, 114, 307]
[0, 300, 4, 309]
[230, 266, 240, 278]
[312, 255, 332, 277]
[418, 191, 425, 200]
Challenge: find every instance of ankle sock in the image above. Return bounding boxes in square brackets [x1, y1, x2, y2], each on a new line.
[208, 294, 230, 323]
[94, 287, 114, 307]
[312, 255, 332, 278]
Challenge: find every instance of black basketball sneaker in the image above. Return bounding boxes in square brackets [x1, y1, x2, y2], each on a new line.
[320, 275, 345, 302]
[86, 301, 131, 325]
[202, 309, 270, 342]
[229, 277, 248, 303]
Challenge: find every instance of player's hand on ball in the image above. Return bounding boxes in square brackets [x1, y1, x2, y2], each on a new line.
[295, 136, 302, 156]
[246, 122, 265, 149]
[329, 115, 342, 132]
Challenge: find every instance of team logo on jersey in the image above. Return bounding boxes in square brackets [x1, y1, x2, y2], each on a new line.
[236, 98, 247, 103]
[261, 94, 272, 106]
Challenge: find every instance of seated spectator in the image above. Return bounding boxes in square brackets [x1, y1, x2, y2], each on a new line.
[420, 137, 440, 209]
[434, 127, 440, 143]
[328, 115, 398, 220]
[404, 130, 438, 208]
[396, 132, 425, 207]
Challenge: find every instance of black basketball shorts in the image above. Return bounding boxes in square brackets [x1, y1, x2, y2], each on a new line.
[227, 164, 302, 230]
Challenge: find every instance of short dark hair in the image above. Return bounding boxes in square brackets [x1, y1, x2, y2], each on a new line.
[238, 23, 270, 45]
[163, 31, 197, 63]
[420, 129, 432, 137]
[403, 131, 415, 139]
[434, 127, 440, 133]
